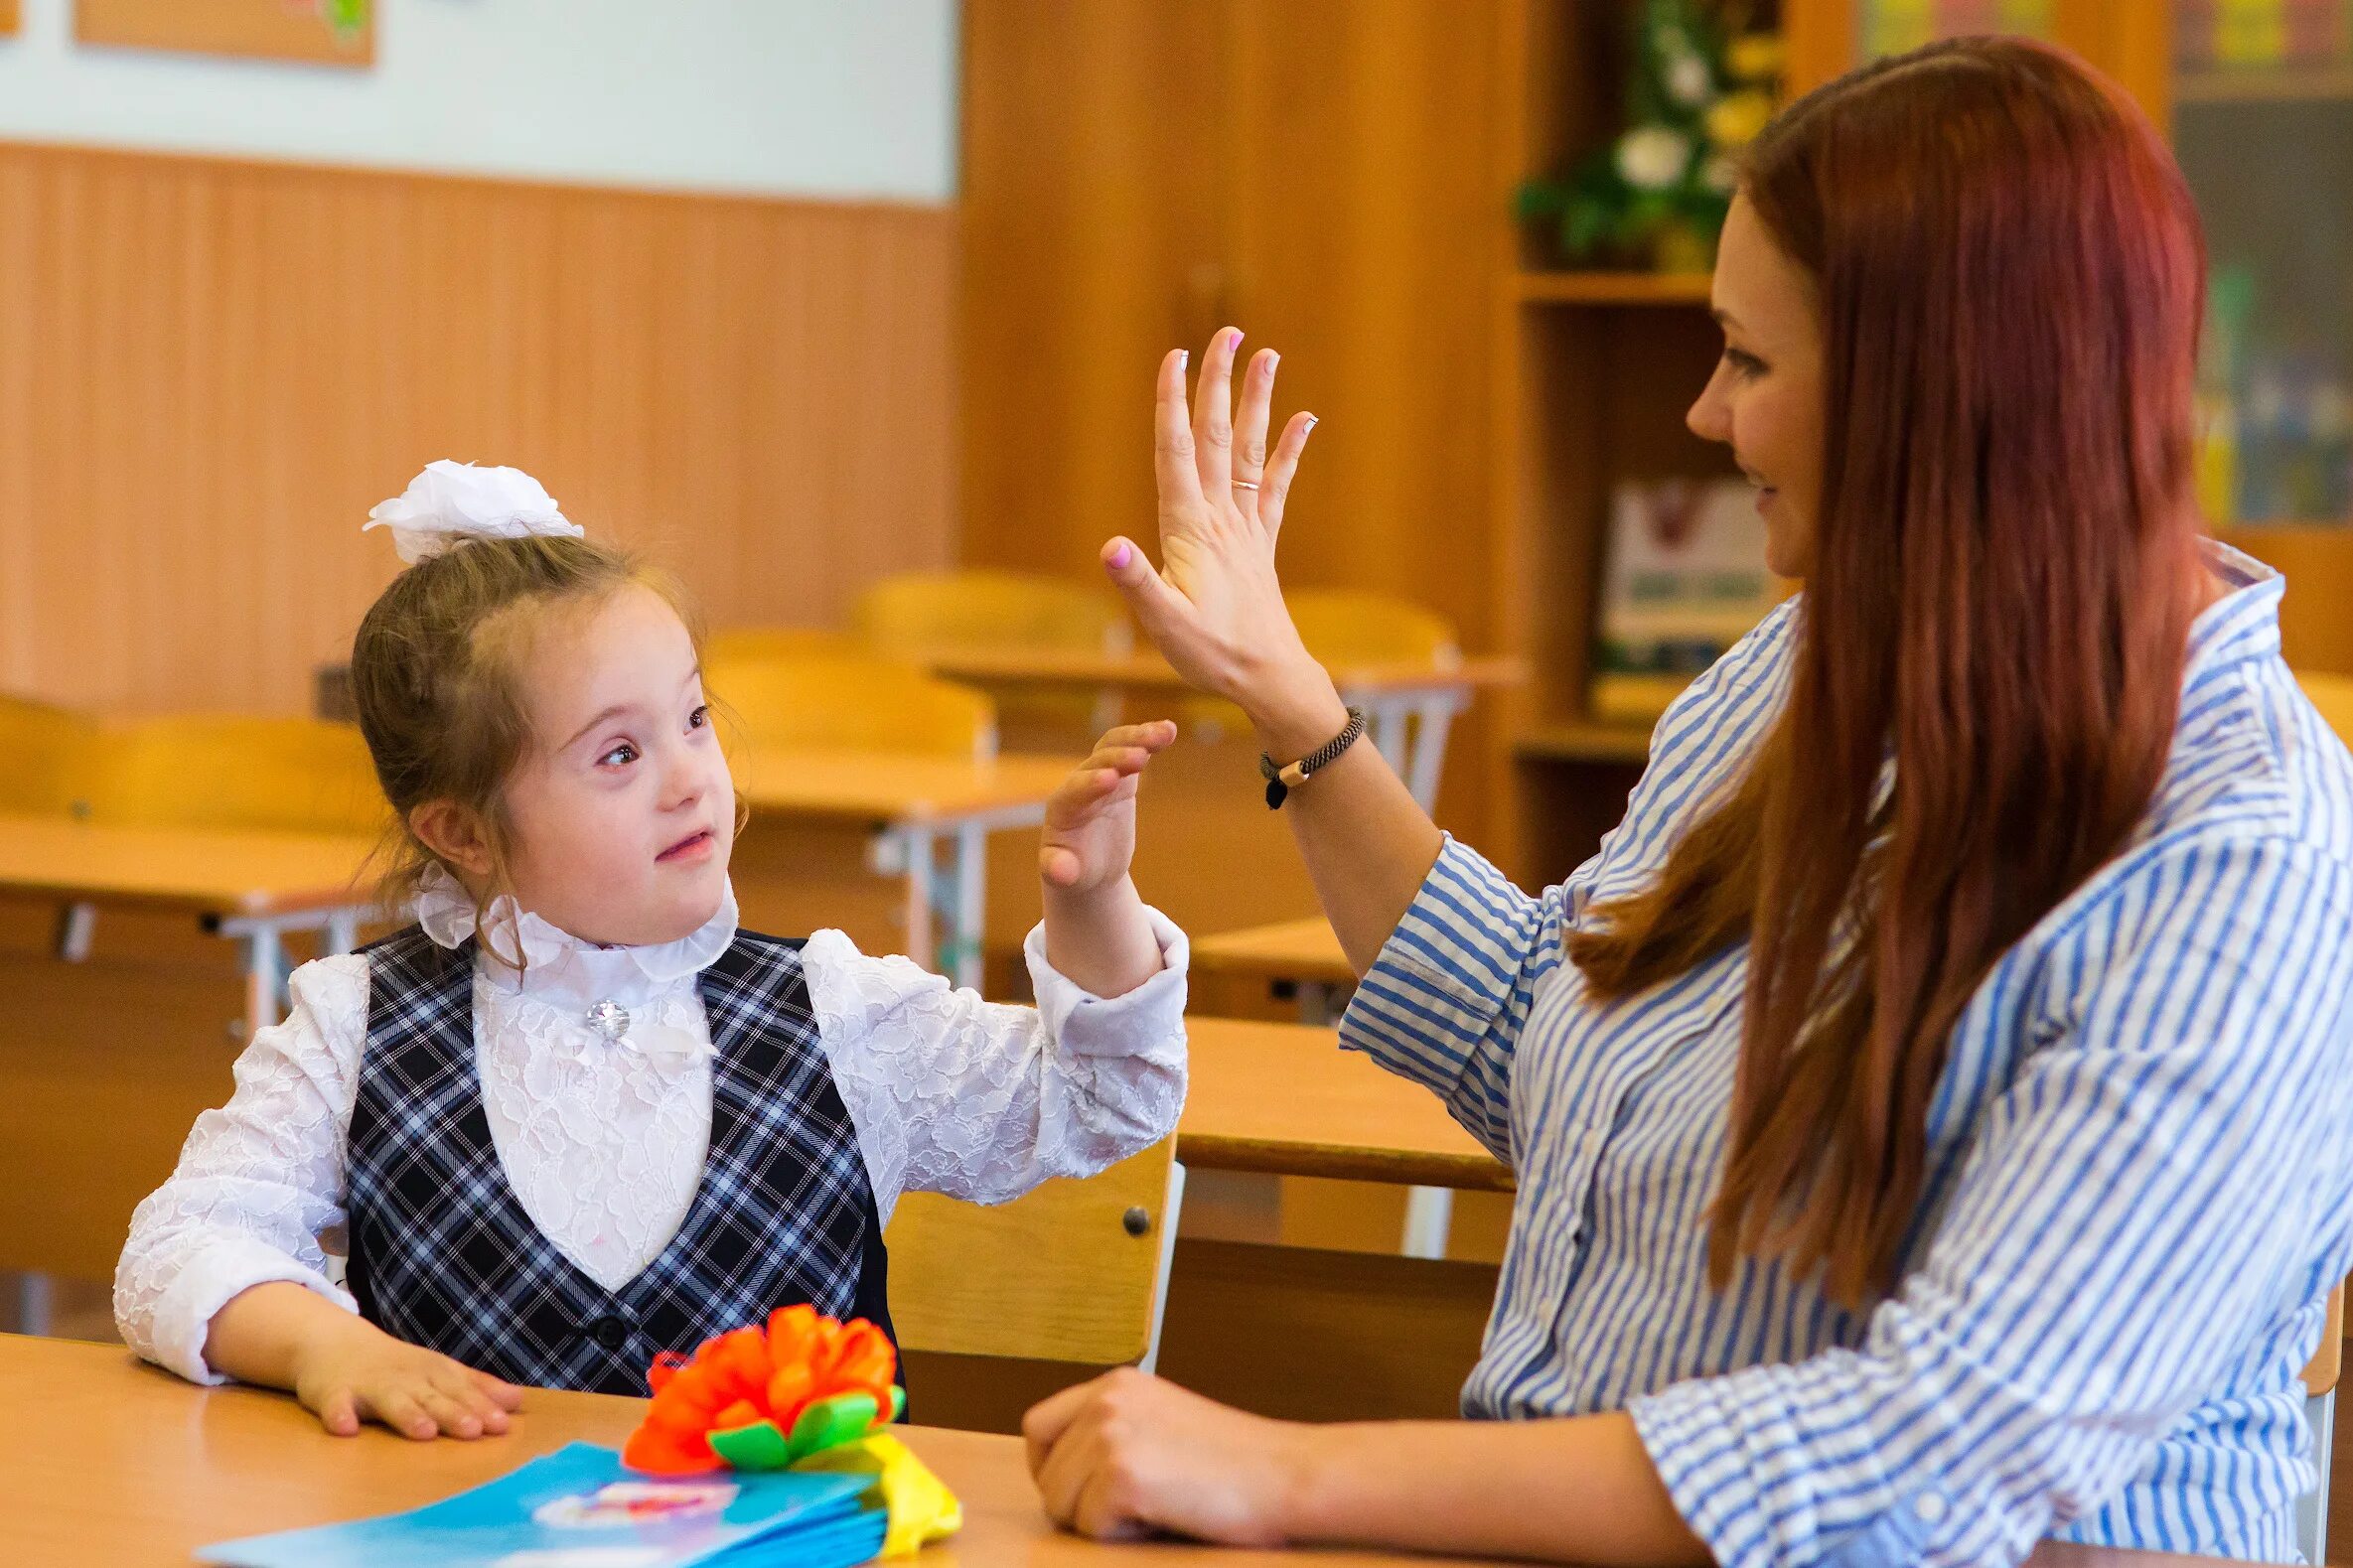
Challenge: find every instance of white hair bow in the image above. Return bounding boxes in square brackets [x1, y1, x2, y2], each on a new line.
[365, 460, 585, 564]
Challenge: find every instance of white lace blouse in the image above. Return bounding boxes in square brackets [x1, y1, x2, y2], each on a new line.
[114, 873, 1189, 1386]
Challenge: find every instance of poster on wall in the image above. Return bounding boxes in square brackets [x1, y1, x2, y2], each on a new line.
[76, 0, 372, 67]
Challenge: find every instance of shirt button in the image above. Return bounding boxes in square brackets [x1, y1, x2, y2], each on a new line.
[587, 1315, 628, 1351]
[1912, 1492, 1949, 1526]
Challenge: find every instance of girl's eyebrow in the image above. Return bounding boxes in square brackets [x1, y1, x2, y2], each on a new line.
[562, 702, 640, 751]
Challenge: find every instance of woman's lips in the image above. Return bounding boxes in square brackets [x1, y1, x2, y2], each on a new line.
[658, 829, 716, 865]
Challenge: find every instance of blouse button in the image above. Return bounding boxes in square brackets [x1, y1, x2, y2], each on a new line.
[1912, 1492, 1949, 1526]
[587, 1315, 628, 1351]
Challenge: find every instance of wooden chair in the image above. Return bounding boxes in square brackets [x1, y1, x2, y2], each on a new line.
[705, 649, 997, 763]
[1182, 590, 1461, 743]
[704, 626, 864, 666]
[854, 569, 1131, 738]
[84, 714, 389, 838]
[0, 693, 104, 818]
[884, 1139, 1185, 1372]
[2298, 670, 2353, 743]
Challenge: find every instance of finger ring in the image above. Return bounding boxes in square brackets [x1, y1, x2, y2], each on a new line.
[1232, 479, 1260, 492]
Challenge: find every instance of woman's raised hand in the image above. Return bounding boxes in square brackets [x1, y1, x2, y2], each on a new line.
[1101, 329, 1342, 748]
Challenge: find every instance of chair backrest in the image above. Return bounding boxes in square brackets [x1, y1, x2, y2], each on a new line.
[853, 570, 1129, 657]
[1286, 589, 1460, 667]
[883, 1139, 1178, 1366]
[705, 650, 997, 762]
[0, 693, 104, 817]
[2297, 670, 2353, 748]
[86, 715, 390, 837]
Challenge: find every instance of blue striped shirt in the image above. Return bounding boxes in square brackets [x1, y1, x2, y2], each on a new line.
[1340, 543, 2353, 1567]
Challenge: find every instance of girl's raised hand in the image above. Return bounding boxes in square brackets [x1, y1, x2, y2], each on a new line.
[1100, 331, 1332, 735]
[1038, 721, 1178, 895]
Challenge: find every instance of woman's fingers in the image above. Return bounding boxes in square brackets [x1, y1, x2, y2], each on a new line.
[1232, 347, 1279, 506]
[1153, 351, 1204, 522]
[1099, 537, 1198, 649]
[1191, 328, 1243, 497]
[1022, 1378, 1098, 1477]
[1257, 410, 1318, 539]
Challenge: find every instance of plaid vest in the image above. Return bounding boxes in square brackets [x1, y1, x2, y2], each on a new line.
[345, 926, 893, 1395]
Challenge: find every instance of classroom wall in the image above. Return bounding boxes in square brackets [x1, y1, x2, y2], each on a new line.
[0, 0, 957, 201]
[0, 4, 960, 717]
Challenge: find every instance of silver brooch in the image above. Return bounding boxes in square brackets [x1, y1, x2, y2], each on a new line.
[583, 999, 632, 1042]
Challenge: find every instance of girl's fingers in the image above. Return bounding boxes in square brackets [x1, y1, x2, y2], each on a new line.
[1097, 719, 1178, 754]
[1191, 328, 1243, 497]
[370, 1389, 437, 1441]
[439, 1368, 512, 1431]
[417, 1387, 483, 1439]
[315, 1387, 362, 1437]
[468, 1368, 526, 1410]
[1152, 354, 1205, 519]
[1257, 410, 1318, 539]
[1231, 348, 1279, 503]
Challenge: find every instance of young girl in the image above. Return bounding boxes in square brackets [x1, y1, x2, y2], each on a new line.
[115, 461, 1189, 1442]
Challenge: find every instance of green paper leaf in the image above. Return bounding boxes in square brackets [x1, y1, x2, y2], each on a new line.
[708, 1418, 796, 1472]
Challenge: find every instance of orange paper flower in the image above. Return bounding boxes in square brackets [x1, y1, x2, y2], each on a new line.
[623, 1307, 901, 1476]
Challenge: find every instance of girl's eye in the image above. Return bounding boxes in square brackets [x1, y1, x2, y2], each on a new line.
[598, 742, 640, 769]
[687, 704, 710, 731]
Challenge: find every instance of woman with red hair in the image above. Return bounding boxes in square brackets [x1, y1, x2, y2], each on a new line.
[1024, 38, 2353, 1568]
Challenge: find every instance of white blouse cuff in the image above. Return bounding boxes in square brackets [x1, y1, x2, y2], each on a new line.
[149, 1238, 359, 1386]
[1021, 905, 1190, 1052]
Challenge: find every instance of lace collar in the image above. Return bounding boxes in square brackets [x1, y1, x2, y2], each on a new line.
[413, 863, 738, 1013]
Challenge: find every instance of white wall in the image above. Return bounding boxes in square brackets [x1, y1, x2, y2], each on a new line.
[0, 0, 956, 202]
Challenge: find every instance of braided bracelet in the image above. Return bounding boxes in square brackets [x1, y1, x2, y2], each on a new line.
[1259, 707, 1368, 809]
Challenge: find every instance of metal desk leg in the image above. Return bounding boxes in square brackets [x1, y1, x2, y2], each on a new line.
[243, 923, 286, 1034]
[891, 824, 938, 975]
[1401, 1186, 1455, 1260]
[14, 1271, 52, 1336]
[1402, 693, 1466, 813]
[55, 902, 96, 963]
[946, 823, 988, 994]
[325, 910, 362, 955]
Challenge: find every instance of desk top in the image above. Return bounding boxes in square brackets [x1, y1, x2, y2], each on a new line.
[913, 646, 1525, 698]
[733, 748, 1076, 827]
[1178, 1017, 1515, 1193]
[1192, 919, 1355, 988]
[0, 1335, 2224, 1567]
[0, 813, 376, 918]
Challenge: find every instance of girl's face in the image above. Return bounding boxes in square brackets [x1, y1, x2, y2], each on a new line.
[496, 584, 736, 947]
[1687, 192, 1826, 580]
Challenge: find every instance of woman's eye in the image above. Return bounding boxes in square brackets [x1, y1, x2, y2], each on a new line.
[687, 704, 710, 731]
[1723, 348, 1767, 379]
[598, 742, 640, 768]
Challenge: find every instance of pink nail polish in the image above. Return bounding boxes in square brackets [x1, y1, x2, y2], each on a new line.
[1108, 542, 1133, 569]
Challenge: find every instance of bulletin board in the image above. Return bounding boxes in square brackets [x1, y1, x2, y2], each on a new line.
[76, 0, 373, 67]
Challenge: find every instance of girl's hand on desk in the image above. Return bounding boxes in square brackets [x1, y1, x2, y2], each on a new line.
[291, 1315, 523, 1441]
[1038, 721, 1177, 896]
[1023, 1368, 1310, 1545]
[1102, 330, 1344, 750]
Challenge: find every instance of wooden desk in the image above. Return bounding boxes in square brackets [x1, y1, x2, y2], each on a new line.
[732, 747, 1076, 991]
[1179, 1018, 1511, 1194]
[1194, 918, 1354, 1020]
[0, 812, 378, 1030]
[909, 647, 1525, 811]
[0, 1334, 2228, 1566]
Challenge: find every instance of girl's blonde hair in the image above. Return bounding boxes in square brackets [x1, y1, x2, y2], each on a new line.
[350, 533, 699, 940]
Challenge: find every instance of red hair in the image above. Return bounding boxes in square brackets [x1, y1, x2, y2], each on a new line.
[1568, 39, 2210, 1305]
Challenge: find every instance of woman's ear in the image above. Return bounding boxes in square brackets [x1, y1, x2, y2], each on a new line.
[408, 799, 496, 881]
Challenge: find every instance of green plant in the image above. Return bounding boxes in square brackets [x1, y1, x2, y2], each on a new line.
[1517, 0, 1781, 273]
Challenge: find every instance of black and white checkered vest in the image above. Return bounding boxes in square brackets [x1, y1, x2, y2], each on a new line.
[345, 925, 894, 1395]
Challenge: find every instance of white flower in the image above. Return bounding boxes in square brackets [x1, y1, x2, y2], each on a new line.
[365, 460, 583, 563]
[1616, 126, 1692, 193]
[1667, 53, 1713, 107]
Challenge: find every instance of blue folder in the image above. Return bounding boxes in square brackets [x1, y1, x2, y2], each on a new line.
[198, 1441, 889, 1568]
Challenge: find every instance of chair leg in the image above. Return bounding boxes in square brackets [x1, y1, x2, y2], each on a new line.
[1139, 1161, 1187, 1376]
[2300, 1387, 2332, 1566]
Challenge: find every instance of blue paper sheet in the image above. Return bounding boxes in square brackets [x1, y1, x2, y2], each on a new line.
[198, 1441, 888, 1568]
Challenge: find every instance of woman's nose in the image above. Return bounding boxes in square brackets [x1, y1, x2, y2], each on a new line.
[1688, 378, 1731, 444]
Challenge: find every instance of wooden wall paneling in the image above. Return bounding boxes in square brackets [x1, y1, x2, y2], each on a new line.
[0, 143, 955, 717]
[0, 2, 19, 35]
[75, 0, 373, 67]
